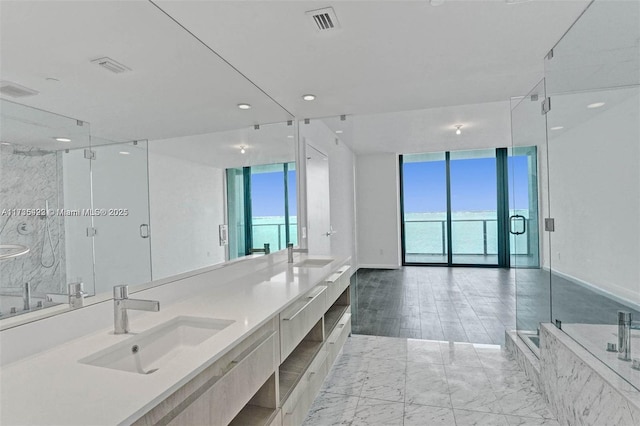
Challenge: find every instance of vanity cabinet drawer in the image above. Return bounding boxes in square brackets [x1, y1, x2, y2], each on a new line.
[280, 286, 327, 361]
[166, 330, 278, 426]
[327, 312, 351, 364]
[282, 349, 329, 426]
[324, 266, 350, 306]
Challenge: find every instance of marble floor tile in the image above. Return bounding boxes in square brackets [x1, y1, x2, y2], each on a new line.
[366, 336, 408, 361]
[321, 355, 370, 397]
[359, 359, 406, 403]
[405, 362, 452, 408]
[439, 341, 483, 367]
[403, 403, 456, 426]
[302, 392, 359, 426]
[504, 415, 561, 426]
[407, 338, 443, 364]
[351, 397, 404, 426]
[446, 366, 502, 413]
[341, 335, 378, 357]
[454, 409, 510, 426]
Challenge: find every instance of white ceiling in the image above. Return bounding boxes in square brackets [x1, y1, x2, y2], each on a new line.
[0, 0, 592, 150]
[155, 0, 591, 119]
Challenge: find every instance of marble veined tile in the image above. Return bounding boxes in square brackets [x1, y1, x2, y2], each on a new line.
[495, 387, 555, 419]
[446, 366, 502, 414]
[403, 404, 455, 426]
[360, 358, 406, 402]
[351, 397, 404, 426]
[439, 341, 483, 367]
[302, 392, 359, 426]
[504, 415, 561, 426]
[407, 338, 443, 364]
[341, 335, 378, 357]
[453, 409, 509, 426]
[321, 355, 370, 397]
[475, 346, 519, 371]
[405, 362, 451, 408]
[367, 336, 408, 361]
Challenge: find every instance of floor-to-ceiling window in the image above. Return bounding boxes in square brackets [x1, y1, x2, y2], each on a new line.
[227, 162, 297, 259]
[401, 147, 539, 268]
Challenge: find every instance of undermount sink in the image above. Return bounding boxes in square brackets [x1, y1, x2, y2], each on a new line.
[294, 258, 334, 268]
[79, 316, 235, 375]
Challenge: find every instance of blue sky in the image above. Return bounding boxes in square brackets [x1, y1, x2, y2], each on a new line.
[403, 156, 530, 213]
[251, 170, 297, 217]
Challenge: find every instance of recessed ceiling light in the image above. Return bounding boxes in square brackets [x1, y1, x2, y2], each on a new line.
[287, 135, 294, 139]
[1, 141, 11, 146]
[54, 137, 71, 142]
[302, 94, 316, 101]
[587, 102, 605, 109]
[335, 130, 343, 134]
[454, 125, 463, 135]
[119, 151, 130, 155]
[550, 126, 564, 131]
[240, 145, 246, 154]
[237, 103, 251, 110]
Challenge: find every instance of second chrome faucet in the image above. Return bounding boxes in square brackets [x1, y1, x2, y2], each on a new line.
[113, 285, 160, 334]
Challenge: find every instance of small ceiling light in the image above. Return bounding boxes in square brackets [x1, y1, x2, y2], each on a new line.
[454, 125, 463, 135]
[237, 103, 251, 110]
[240, 145, 246, 154]
[335, 130, 343, 134]
[550, 126, 564, 131]
[302, 94, 316, 101]
[287, 135, 294, 139]
[54, 137, 71, 142]
[1, 141, 11, 146]
[587, 102, 605, 109]
[119, 151, 130, 155]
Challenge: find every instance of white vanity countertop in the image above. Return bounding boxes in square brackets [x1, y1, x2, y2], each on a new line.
[0, 254, 349, 425]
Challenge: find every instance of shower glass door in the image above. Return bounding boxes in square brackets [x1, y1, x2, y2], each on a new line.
[91, 140, 152, 295]
[510, 79, 550, 345]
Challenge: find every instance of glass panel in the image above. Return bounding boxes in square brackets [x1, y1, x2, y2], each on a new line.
[545, 0, 640, 389]
[91, 141, 151, 295]
[0, 100, 93, 316]
[449, 149, 498, 265]
[226, 167, 247, 260]
[401, 152, 448, 264]
[510, 79, 550, 348]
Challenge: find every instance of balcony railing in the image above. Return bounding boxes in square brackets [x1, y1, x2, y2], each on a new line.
[404, 218, 531, 256]
[251, 222, 298, 251]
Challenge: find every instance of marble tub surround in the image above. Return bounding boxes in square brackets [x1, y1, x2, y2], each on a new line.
[505, 331, 542, 393]
[0, 145, 66, 298]
[0, 252, 348, 425]
[304, 335, 560, 426]
[539, 324, 640, 426]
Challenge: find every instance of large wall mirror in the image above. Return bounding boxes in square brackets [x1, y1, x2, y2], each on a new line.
[0, 1, 295, 327]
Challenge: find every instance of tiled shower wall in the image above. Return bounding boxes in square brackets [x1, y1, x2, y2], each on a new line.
[0, 145, 66, 296]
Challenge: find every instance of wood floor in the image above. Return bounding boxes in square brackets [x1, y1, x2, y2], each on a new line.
[350, 267, 515, 345]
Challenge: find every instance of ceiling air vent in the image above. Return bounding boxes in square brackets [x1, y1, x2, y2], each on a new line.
[306, 7, 340, 32]
[0, 81, 39, 98]
[91, 57, 131, 74]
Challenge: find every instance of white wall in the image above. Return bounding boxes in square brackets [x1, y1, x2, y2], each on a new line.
[300, 120, 357, 268]
[546, 88, 640, 305]
[148, 146, 226, 279]
[355, 153, 402, 269]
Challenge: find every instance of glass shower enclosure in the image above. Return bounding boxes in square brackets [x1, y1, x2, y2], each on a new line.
[513, 0, 640, 389]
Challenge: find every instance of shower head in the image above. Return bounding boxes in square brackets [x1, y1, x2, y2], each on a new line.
[12, 148, 54, 157]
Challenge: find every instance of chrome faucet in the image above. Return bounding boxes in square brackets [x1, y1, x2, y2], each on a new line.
[68, 281, 86, 309]
[113, 285, 160, 334]
[618, 311, 632, 361]
[23, 282, 31, 311]
[287, 243, 309, 263]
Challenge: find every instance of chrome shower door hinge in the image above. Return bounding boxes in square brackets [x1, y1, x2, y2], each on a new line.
[84, 149, 96, 160]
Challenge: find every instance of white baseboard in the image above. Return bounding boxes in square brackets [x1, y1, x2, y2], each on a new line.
[357, 263, 401, 270]
[542, 266, 640, 312]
